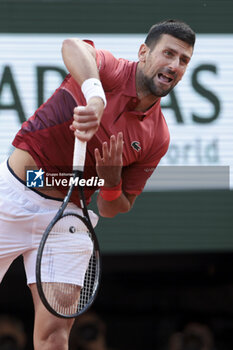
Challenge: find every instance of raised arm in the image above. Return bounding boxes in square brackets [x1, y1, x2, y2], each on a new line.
[62, 39, 105, 141]
[62, 39, 99, 85]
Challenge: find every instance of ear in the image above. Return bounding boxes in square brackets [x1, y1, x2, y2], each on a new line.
[138, 43, 149, 63]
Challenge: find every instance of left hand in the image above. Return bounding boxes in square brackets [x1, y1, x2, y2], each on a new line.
[95, 132, 123, 187]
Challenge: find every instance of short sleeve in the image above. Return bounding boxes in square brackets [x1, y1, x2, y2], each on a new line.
[95, 49, 131, 91]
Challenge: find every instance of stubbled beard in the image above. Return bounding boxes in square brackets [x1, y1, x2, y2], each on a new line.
[143, 74, 174, 97]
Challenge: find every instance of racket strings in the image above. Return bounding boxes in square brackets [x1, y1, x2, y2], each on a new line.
[41, 252, 98, 316]
[39, 214, 98, 317]
[42, 282, 80, 316]
[79, 253, 97, 311]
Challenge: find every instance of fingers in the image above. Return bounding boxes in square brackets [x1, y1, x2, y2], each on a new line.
[73, 116, 99, 131]
[94, 148, 102, 166]
[116, 132, 123, 157]
[73, 106, 98, 127]
[74, 129, 97, 142]
[95, 133, 123, 187]
[102, 142, 109, 162]
[109, 132, 123, 159]
[71, 105, 102, 141]
[94, 132, 124, 166]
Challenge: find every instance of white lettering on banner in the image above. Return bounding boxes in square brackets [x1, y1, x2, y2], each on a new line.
[0, 34, 232, 188]
[164, 138, 219, 165]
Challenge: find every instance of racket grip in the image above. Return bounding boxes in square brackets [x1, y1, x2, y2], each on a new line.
[73, 106, 87, 172]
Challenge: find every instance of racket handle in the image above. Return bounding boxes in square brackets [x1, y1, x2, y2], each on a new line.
[73, 106, 87, 172]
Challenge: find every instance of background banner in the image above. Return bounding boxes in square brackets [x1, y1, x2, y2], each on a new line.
[0, 34, 232, 188]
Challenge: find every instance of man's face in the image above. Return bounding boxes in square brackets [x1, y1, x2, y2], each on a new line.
[138, 34, 193, 97]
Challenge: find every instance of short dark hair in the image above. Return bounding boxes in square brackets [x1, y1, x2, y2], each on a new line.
[145, 19, 196, 50]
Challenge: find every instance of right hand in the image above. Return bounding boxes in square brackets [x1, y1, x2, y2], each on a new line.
[70, 97, 105, 142]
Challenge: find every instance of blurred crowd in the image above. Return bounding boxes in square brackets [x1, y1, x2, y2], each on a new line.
[0, 312, 219, 350]
[0, 315, 26, 350]
[167, 322, 215, 350]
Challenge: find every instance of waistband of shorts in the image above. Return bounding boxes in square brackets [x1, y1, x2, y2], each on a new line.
[0, 159, 78, 210]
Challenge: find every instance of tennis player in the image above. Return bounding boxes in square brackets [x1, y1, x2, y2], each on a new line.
[0, 20, 195, 350]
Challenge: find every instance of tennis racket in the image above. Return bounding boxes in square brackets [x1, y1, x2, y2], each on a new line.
[36, 106, 101, 318]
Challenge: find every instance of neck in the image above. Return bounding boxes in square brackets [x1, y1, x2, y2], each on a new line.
[135, 64, 160, 112]
[134, 96, 159, 112]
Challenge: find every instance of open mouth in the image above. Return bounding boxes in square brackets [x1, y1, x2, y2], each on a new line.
[158, 73, 173, 84]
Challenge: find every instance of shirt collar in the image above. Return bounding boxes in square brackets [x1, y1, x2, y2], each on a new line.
[123, 61, 161, 118]
[127, 99, 161, 120]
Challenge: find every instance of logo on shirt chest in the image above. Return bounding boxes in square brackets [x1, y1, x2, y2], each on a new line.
[131, 141, 141, 152]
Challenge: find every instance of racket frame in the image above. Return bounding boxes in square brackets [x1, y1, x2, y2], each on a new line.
[36, 136, 101, 318]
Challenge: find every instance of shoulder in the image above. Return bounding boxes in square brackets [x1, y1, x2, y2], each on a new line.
[96, 49, 136, 91]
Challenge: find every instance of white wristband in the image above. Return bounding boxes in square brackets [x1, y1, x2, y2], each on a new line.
[81, 78, 107, 107]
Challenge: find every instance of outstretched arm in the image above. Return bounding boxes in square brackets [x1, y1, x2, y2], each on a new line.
[95, 132, 137, 218]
